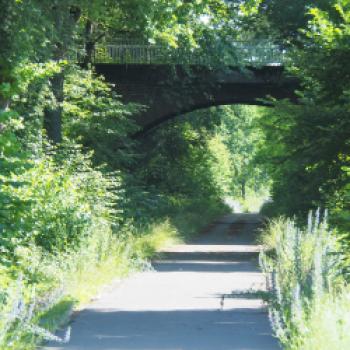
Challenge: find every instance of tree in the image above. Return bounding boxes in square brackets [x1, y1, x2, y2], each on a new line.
[239, 0, 334, 43]
[256, 0, 350, 217]
[217, 105, 267, 199]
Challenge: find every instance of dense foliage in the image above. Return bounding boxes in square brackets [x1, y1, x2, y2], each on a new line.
[0, 1, 244, 348]
[245, 1, 350, 348]
[248, 1, 350, 224]
[1, 0, 350, 349]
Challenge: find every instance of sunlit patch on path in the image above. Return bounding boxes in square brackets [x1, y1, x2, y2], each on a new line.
[43, 213, 280, 350]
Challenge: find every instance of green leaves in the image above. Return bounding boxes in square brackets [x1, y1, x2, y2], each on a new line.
[240, 0, 263, 16]
[0, 146, 121, 257]
[251, 0, 350, 220]
[63, 67, 140, 169]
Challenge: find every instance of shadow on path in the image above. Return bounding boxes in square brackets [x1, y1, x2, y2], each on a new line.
[152, 260, 259, 273]
[54, 308, 275, 350]
[43, 213, 280, 350]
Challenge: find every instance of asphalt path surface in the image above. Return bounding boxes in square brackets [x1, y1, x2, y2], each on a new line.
[43, 213, 280, 350]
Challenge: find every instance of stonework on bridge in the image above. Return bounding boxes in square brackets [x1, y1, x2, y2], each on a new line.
[95, 63, 298, 134]
[88, 42, 298, 134]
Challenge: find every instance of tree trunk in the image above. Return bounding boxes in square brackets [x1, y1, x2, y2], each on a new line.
[83, 19, 95, 68]
[241, 179, 246, 200]
[43, 4, 81, 144]
[0, 98, 10, 134]
[0, 98, 10, 112]
[44, 73, 64, 143]
[254, 178, 258, 193]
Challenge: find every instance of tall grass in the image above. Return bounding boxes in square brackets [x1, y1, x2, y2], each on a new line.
[230, 187, 270, 213]
[260, 211, 348, 349]
[0, 219, 181, 350]
[0, 136, 230, 349]
[0, 149, 227, 349]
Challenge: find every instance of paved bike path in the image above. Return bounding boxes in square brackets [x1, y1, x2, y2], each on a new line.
[43, 213, 280, 350]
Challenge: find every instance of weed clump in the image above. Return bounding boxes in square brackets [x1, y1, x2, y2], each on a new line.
[260, 211, 349, 349]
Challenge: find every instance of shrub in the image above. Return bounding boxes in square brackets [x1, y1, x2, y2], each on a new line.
[1, 145, 120, 257]
[260, 212, 345, 348]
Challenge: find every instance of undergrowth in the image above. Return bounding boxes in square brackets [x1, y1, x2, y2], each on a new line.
[0, 146, 227, 349]
[260, 211, 349, 350]
[239, 188, 270, 213]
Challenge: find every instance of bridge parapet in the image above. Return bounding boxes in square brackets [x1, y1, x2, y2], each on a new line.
[81, 41, 287, 67]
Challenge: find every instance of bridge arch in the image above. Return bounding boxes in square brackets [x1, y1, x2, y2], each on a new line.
[90, 42, 298, 134]
[95, 63, 298, 134]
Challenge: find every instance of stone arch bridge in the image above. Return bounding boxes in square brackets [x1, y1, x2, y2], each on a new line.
[88, 42, 299, 134]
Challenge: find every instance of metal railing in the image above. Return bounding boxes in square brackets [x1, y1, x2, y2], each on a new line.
[79, 41, 286, 66]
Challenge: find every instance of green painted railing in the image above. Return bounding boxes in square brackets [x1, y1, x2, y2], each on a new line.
[80, 41, 286, 66]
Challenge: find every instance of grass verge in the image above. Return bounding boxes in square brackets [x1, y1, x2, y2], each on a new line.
[259, 212, 349, 350]
[0, 199, 229, 350]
